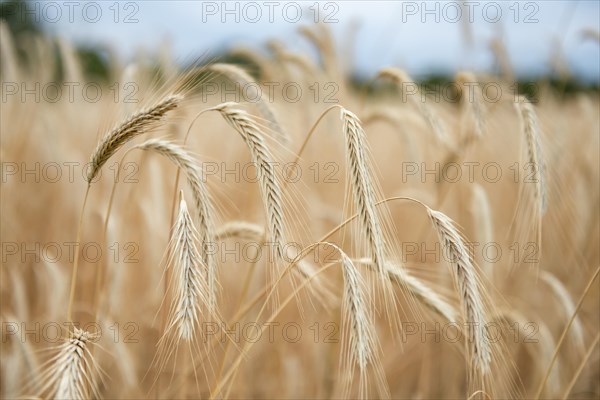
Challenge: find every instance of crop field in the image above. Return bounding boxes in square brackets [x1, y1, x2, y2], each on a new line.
[0, 5, 599, 400]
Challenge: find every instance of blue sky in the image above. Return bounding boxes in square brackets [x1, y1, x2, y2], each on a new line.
[38, 1, 600, 81]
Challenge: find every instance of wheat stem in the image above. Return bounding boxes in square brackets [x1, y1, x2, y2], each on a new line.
[66, 184, 91, 323]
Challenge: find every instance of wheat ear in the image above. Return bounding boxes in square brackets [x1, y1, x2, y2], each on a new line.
[326, 244, 386, 398]
[87, 94, 182, 183]
[427, 209, 491, 375]
[211, 103, 286, 263]
[515, 98, 547, 214]
[165, 194, 211, 341]
[135, 139, 218, 312]
[37, 329, 100, 400]
[341, 108, 387, 281]
[209, 63, 288, 144]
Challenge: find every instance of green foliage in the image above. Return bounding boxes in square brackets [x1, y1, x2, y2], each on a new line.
[0, 0, 40, 35]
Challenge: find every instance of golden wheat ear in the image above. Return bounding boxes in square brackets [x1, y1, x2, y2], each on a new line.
[340, 108, 387, 276]
[35, 329, 101, 400]
[135, 139, 218, 313]
[515, 97, 547, 215]
[320, 244, 388, 399]
[163, 193, 211, 342]
[87, 94, 182, 183]
[209, 103, 287, 282]
[426, 209, 491, 376]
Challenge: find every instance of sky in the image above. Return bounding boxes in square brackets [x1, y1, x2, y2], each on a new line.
[32, 0, 600, 82]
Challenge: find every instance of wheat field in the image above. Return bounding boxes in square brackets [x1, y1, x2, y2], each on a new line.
[1, 20, 599, 400]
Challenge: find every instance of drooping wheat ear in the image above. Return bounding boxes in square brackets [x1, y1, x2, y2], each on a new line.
[455, 71, 486, 140]
[385, 262, 457, 323]
[209, 63, 288, 145]
[165, 194, 211, 341]
[515, 98, 547, 214]
[378, 67, 450, 146]
[427, 209, 491, 375]
[211, 103, 285, 262]
[341, 108, 387, 281]
[37, 329, 100, 400]
[135, 139, 217, 312]
[329, 244, 385, 398]
[87, 94, 182, 183]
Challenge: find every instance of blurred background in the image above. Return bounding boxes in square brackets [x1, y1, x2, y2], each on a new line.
[1, 0, 599, 85]
[1, 2, 599, 399]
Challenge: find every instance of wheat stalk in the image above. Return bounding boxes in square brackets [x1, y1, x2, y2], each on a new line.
[515, 98, 547, 214]
[87, 94, 182, 183]
[36, 329, 100, 400]
[210, 103, 286, 265]
[427, 209, 491, 375]
[135, 139, 218, 312]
